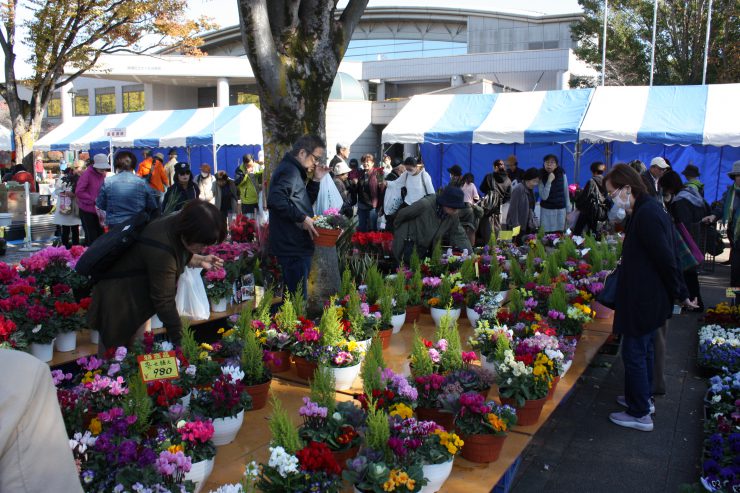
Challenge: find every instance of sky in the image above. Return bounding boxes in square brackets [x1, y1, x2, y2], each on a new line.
[5, 0, 584, 79]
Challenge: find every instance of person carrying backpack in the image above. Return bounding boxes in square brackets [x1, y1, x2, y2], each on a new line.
[574, 161, 608, 236]
[86, 200, 226, 353]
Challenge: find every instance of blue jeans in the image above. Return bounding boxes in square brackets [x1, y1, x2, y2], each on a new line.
[277, 255, 312, 297]
[358, 206, 377, 232]
[621, 330, 656, 417]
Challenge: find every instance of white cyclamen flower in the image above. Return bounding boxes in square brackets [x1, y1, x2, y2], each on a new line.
[268, 446, 299, 478]
[221, 365, 245, 382]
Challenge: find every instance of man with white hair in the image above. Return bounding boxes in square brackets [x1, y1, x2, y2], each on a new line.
[329, 142, 350, 171]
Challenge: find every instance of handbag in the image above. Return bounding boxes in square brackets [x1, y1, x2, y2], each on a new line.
[673, 224, 700, 272]
[676, 222, 703, 264]
[596, 263, 620, 310]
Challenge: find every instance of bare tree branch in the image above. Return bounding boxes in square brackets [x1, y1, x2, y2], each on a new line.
[238, 0, 281, 97]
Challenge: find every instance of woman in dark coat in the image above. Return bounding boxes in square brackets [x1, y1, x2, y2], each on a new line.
[88, 200, 226, 353]
[659, 170, 710, 311]
[504, 168, 540, 242]
[163, 162, 200, 212]
[604, 164, 695, 432]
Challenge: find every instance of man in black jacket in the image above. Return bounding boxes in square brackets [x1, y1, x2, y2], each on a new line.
[641, 156, 669, 198]
[573, 161, 608, 236]
[267, 135, 326, 296]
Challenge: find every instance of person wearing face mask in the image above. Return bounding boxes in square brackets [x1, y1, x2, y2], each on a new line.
[195, 164, 216, 204]
[604, 164, 696, 432]
[400, 156, 434, 206]
[573, 161, 608, 236]
[391, 186, 472, 264]
[163, 162, 200, 213]
[538, 154, 571, 233]
[505, 168, 540, 241]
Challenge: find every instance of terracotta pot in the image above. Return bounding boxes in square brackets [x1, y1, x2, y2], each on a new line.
[546, 376, 560, 400]
[293, 356, 318, 380]
[378, 327, 393, 350]
[460, 433, 507, 463]
[500, 396, 547, 426]
[459, 307, 468, 320]
[406, 304, 422, 323]
[564, 334, 582, 344]
[416, 407, 455, 431]
[478, 386, 491, 400]
[331, 445, 359, 470]
[422, 305, 431, 314]
[266, 350, 291, 373]
[314, 227, 341, 247]
[245, 379, 271, 410]
[592, 300, 614, 319]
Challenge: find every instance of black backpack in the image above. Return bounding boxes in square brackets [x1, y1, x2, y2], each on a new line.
[75, 212, 173, 282]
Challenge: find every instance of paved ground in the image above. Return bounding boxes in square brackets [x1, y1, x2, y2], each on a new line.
[510, 262, 728, 493]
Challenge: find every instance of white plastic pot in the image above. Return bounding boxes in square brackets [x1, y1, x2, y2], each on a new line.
[89, 329, 100, 344]
[356, 338, 373, 360]
[480, 354, 498, 379]
[211, 410, 244, 446]
[391, 312, 406, 334]
[466, 307, 480, 328]
[561, 359, 573, 377]
[184, 457, 215, 493]
[420, 459, 454, 493]
[30, 340, 55, 362]
[55, 331, 77, 352]
[430, 307, 460, 328]
[210, 298, 228, 313]
[331, 363, 362, 390]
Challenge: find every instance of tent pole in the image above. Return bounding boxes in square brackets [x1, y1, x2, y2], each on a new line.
[212, 104, 217, 173]
[574, 141, 582, 185]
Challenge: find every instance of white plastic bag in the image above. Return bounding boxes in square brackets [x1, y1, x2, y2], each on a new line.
[383, 173, 407, 216]
[175, 267, 210, 320]
[314, 173, 344, 215]
[257, 190, 269, 225]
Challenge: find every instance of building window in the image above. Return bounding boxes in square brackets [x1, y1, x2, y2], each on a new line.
[122, 85, 145, 112]
[236, 91, 260, 107]
[95, 88, 116, 115]
[47, 95, 61, 118]
[74, 90, 89, 116]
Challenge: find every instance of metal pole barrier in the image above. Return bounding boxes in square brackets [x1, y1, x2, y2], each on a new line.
[702, 0, 714, 85]
[649, 0, 658, 86]
[19, 181, 39, 252]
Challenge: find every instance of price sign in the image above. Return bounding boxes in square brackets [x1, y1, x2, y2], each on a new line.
[726, 287, 740, 298]
[137, 351, 179, 383]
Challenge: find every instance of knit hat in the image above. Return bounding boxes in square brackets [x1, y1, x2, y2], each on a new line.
[436, 186, 466, 209]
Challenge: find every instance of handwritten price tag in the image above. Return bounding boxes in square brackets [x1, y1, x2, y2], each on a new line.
[726, 288, 740, 298]
[137, 351, 179, 383]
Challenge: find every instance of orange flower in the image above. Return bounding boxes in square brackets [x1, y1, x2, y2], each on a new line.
[487, 413, 507, 432]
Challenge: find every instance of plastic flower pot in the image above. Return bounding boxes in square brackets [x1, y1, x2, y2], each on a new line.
[293, 356, 318, 380]
[378, 327, 393, 349]
[356, 338, 373, 357]
[211, 410, 244, 446]
[245, 379, 271, 410]
[266, 350, 291, 373]
[89, 329, 100, 345]
[406, 304, 422, 322]
[480, 354, 498, 379]
[561, 360, 573, 377]
[391, 312, 406, 334]
[314, 227, 341, 247]
[466, 307, 480, 328]
[331, 363, 361, 390]
[500, 397, 547, 426]
[421, 459, 454, 492]
[55, 331, 77, 352]
[210, 297, 228, 313]
[331, 445, 359, 470]
[460, 433, 506, 463]
[415, 407, 455, 431]
[430, 307, 460, 328]
[546, 376, 561, 400]
[184, 457, 214, 493]
[30, 340, 55, 362]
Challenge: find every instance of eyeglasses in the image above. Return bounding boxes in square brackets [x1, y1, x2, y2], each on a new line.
[311, 153, 327, 165]
[608, 187, 624, 199]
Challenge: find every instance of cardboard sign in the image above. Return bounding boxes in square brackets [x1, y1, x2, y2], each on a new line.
[137, 351, 179, 382]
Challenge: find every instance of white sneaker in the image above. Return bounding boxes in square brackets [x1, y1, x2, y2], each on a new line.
[616, 395, 655, 414]
[609, 411, 654, 432]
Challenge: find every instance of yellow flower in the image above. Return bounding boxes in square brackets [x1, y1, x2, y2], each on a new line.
[198, 351, 209, 360]
[428, 297, 441, 307]
[88, 417, 102, 435]
[345, 340, 358, 352]
[222, 329, 235, 338]
[167, 444, 184, 453]
[336, 307, 345, 318]
[217, 328, 225, 334]
[200, 343, 213, 351]
[487, 413, 507, 432]
[383, 480, 395, 492]
[389, 403, 413, 419]
[406, 479, 415, 490]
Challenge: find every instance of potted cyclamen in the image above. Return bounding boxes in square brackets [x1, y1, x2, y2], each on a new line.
[468, 321, 513, 376]
[258, 397, 344, 492]
[190, 365, 253, 446]
[299, 366, 365, 468]
[237, 309, 273, 410]
[313, 208, 349, 247]
[53, 299, 86, 352]
[319, 305, 362, 390]
[176, 418, 217, 493]
[291, 315, 322, 380]
[454, 392, 517, 463]
[203, 267, 231, 313]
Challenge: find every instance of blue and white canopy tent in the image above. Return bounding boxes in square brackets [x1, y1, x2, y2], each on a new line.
[34, 104, 263, 176]
[381, 90, 597, 189]
[579, 83, 740, 202]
